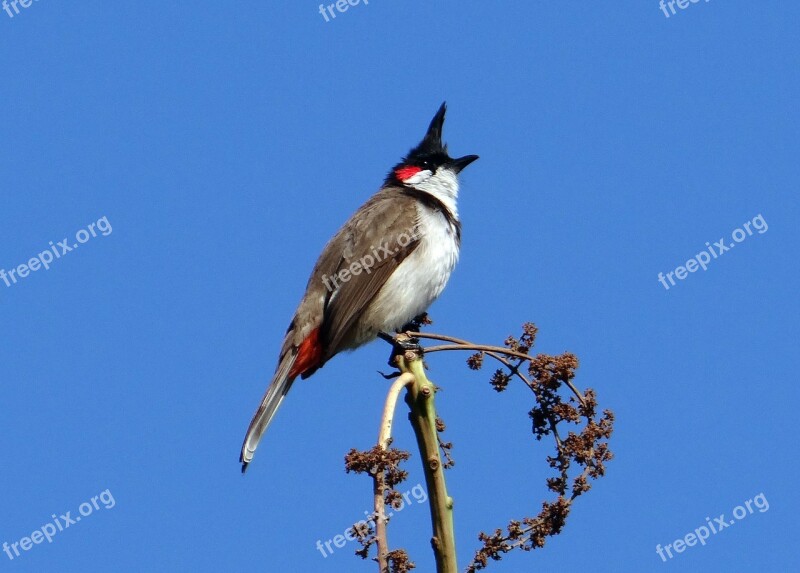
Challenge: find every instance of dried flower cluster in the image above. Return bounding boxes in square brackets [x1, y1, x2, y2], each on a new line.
[350, 514, 378, 560]
[465, 323, 615, 571]
[345, 441, 417, 571]
[345, 442, 412, 505]
[385, 550, 416, 573]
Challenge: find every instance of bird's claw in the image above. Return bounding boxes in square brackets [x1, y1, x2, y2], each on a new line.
[378, 331, 424, 369]
[378, 331, 423, 353]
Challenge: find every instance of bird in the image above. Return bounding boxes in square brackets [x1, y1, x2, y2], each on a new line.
[240, 102, 478, 472]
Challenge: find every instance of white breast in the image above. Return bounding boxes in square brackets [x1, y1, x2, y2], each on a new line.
[360, 170, 461, 338]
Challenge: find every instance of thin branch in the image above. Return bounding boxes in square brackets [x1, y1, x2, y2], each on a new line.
[412, 337, 586, 406]
[424, 343, 533, 361]
[374, 373, 415, 572]
[379, 373, 416, 448]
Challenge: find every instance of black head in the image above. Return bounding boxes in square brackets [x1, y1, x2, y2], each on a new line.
[386, 102, 479, 187]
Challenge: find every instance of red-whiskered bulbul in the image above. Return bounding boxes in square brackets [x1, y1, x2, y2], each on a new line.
[240, 102, 478, 471]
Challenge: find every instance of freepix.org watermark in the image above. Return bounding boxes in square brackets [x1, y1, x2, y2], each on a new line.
[657, 214, 767, 291]
[318, 0, 369, 23]
[315, 483, 428, 558]
[321, 226, 423, 293]
[1, 216, 113, 289]
[3, 489, 116, 561]
[658, 0, 711, 19]
[655, 492, 769, 562]
[2, 0, 45, 20]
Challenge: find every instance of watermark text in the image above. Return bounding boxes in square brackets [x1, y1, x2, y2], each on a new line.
[656, 492, 769, 562]
[322, 226, 422, 293]
[316, 483, 427, 558]
[658, 214, 767, 291]
[3, 489, 116, 561]
[1, 216, 113, 289]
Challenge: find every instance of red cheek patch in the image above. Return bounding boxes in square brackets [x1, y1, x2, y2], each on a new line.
[395, 166, 422, 181]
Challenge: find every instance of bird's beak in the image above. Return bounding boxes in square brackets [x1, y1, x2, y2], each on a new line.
[450, 154, 479, 174]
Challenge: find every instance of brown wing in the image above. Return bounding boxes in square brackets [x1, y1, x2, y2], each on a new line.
[317, 190, 421, 356]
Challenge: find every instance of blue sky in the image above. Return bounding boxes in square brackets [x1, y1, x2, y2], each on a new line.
[1, 1, 798, 572]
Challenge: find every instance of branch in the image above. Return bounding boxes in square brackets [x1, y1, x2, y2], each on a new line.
[374, 373, 415, 570]
[407, 333, 586, 407]
[379, 373, 416, 449]
[397, 349, 458, 573]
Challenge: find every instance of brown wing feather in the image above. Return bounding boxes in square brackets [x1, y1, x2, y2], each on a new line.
[319, 191, 421, 356]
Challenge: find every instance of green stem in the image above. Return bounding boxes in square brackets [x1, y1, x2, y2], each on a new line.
[398, 352, 458, 573]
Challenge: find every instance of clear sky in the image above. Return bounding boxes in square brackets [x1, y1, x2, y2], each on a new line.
[1, 1, 798, 572]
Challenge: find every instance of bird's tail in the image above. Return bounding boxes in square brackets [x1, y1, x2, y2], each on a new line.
[239, 352, 297, 473]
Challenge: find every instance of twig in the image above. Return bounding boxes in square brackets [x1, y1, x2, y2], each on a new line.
[379, 373, 416, 449]
[408, 335, 586, 407]
[374, 373, 415, 571]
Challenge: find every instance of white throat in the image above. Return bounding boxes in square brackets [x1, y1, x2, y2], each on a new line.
[409, 168, 460, 219]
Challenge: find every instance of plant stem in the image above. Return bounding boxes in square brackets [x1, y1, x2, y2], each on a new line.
[379, 373, 416, 449]
[374, 373, 416, 572]
[398, 351, 458, 573]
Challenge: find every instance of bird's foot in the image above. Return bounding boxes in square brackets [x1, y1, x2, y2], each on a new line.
[378, 331, 423, 352]
[378, 331, 424, 368]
